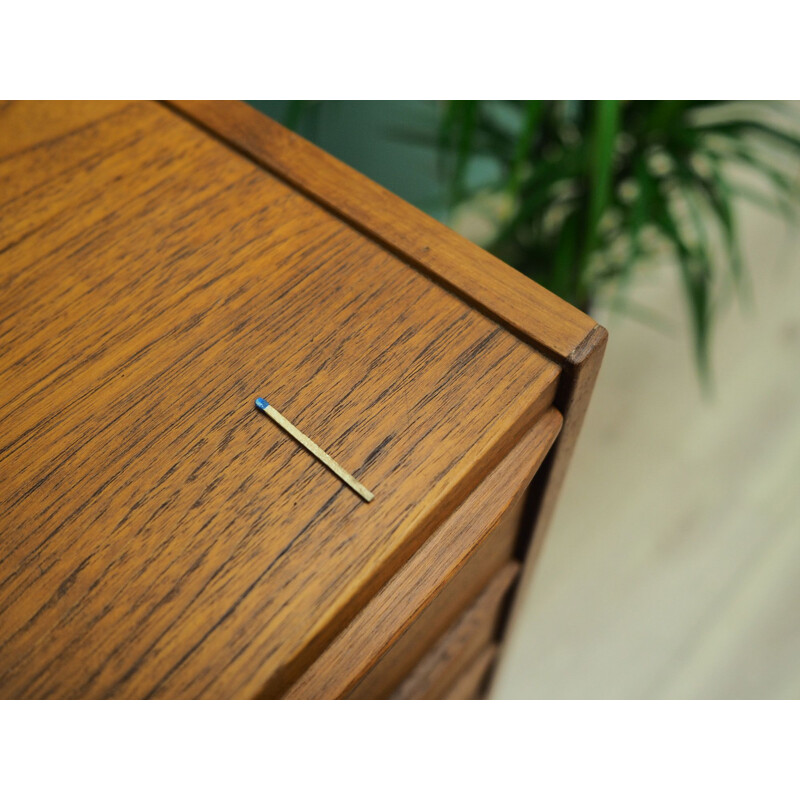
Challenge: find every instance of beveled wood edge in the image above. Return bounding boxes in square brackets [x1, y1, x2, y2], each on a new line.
[254, 376, 558, 699]
[524, 324, 608, 556]
[160, 100, 608, 484]
[392, 562, 520, 700]
[161, 99, 609, 544]
[487, 324, 608, 697]
[162, 100, 597, 364]
[281, 407, 562, 700]
[155, 100, 608, 697]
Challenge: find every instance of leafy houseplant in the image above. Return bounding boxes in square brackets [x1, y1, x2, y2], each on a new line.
[434, 101, 800, 380]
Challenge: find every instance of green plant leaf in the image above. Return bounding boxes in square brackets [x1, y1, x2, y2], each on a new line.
[649, 174, 713, 386]
[507, 101, 544, 197]
[429, 100, 800, 386]
[610, 157, 653, 313]
[551, 208, 581, 303]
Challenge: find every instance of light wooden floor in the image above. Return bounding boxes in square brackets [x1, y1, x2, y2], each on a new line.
[492, 188, 800, 699]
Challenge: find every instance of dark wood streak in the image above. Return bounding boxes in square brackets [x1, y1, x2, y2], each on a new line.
[159, 105, 609, 700]
[285, 408, 562, 700]
[165, 101, 599, 363]
[0, 102, 567, 698]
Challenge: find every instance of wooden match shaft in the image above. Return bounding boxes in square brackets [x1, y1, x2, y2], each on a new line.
[255, 398, 374, 502]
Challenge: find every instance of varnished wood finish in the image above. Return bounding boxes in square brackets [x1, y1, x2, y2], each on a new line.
[0, 101, 563, 699]
[166, 103, 609, 698]
[0, 100, 129, 161]
[393, 563, 519, 700]
[1, 101, 606, 699]
[344, 502, 516, 699]
[283, 408, 561, 699]
[345, 411, 559, 700]
[167, 101, 597, 362]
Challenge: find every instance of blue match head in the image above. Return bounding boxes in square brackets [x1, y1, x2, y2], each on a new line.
[255, 397, 269, 410]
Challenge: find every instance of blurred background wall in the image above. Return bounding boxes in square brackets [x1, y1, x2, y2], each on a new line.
[249, 101, 449, 218]
[251, 101, 800, 698]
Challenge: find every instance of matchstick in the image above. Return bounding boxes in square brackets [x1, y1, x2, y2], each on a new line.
[255, 398, 374, 503]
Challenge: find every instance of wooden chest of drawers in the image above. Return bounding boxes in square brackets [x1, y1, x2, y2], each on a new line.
[0, 101, 606, 699]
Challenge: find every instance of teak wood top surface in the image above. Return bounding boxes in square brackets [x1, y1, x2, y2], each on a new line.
[285, 407, 562, 699]
[0, 101, 600, 699]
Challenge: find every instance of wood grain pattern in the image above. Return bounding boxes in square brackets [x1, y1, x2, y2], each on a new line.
[344, 502, 516, 700]
[166, 101, 598, 362]
[164, 104, 609, 700]
[343, 411, 559, 699]
[0, 101, 562, 698]
[284, 407, 561, 699]
[393, 562, 519, 700]
[0, 100, 130, 161]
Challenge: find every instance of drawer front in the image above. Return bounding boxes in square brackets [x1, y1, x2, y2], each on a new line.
[284, 407, 563, 699]
[444, 647, 498, 700]
[392, 562, 519, 700]
[346, 502, 523, 699]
